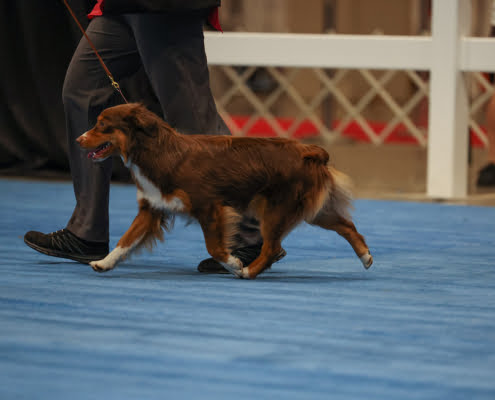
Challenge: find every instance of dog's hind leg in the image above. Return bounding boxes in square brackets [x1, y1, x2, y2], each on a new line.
[309, 212, 373, 269]
[242, 204, 301, 279]
[306, 168, 372, 269]
[91, 200, 165, 272]
[241, 238, 283, 279]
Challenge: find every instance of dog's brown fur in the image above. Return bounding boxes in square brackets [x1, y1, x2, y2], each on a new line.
[77, 103, 372, 279]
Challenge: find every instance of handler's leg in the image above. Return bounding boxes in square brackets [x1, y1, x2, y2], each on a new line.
[64, 16, 142, 243]
[25, 16, 142, 263]
[124, 12, 229, 136]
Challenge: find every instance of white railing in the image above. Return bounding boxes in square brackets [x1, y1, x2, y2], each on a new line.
[204, 0, 495, 199]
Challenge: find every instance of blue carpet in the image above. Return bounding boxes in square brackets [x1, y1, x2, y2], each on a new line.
[1, 178, 494, 399]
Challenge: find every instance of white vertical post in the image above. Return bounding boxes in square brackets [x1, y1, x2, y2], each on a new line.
[427, 0, 471, 198]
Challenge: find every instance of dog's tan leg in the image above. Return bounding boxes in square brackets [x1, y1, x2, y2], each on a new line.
[311, 214, 373, 269]
[242, 239, 283, 279]
[91, 202, 164, 273]
[242, 206, 299, 279]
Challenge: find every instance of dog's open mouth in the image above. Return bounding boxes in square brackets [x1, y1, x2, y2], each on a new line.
[87, 142, 113, 160]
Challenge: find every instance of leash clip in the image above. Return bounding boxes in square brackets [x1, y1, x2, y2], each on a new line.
[109, 76, 120, 90]
[108, 75, 129, 104]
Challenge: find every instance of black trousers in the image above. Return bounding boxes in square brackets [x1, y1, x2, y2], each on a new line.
[63, 13, 231, 242]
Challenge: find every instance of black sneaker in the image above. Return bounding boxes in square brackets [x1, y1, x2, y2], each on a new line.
[477, 163, 495, 186]
[197, 244, 287, 274]
[24, 229, 109, 264]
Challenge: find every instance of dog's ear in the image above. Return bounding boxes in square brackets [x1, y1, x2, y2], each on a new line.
[123, 104, 158, 137]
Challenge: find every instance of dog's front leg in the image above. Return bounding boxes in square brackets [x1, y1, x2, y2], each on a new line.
[91, 202, 163, 272]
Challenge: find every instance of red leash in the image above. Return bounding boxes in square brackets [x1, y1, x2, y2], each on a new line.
[62, 0, 128, 104]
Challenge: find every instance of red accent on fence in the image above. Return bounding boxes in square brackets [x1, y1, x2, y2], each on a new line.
[229, 116, 485, 147]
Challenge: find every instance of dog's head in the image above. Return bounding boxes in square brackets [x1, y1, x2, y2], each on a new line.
[76, 103, 158, 163]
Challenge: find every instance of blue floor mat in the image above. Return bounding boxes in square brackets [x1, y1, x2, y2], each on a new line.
[1, 178, 494, 399]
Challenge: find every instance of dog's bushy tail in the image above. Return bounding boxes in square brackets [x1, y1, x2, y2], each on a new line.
[305, 165, 354, 225]
[326, 166, 354, 221]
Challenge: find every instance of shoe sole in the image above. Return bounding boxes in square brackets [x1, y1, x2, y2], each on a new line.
[24, 237, 107, 264]
[197, 265, 231, 274]
[198, 248, 287, 274]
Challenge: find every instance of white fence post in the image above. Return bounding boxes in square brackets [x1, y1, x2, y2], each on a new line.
[426, 0, 471, 198]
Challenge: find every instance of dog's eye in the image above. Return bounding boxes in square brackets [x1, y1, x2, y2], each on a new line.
[99, 121, 105, 129]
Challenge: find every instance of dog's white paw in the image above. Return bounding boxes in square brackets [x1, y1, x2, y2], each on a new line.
[90, 247, 127, 273]
[90, 259, 115, 273]
[360, 252, 373, 269]
[240, 267, 251, 279]
[220, 255, 244, 278]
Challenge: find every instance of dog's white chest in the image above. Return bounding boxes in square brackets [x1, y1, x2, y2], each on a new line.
[129, 163, 185, 212]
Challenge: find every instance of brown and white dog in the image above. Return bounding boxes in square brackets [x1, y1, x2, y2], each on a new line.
[77, 103, 373, 279]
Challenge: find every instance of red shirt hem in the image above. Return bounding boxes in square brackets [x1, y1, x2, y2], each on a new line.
[88, 1, 222, 31]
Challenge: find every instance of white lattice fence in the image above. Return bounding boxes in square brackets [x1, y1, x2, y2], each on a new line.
[211, 66, 434, 147]
[211, 66, 493, 149]
[469, 72, 495, 148]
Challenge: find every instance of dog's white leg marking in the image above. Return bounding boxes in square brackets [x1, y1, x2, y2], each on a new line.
[220, 255, 244, 278]
[90, 247, 129, 272]
[90, 235, 143, 272]
[360, 251, 373, 269]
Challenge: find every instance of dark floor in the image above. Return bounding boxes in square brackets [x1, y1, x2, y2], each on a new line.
[1, 178, 494, 399]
